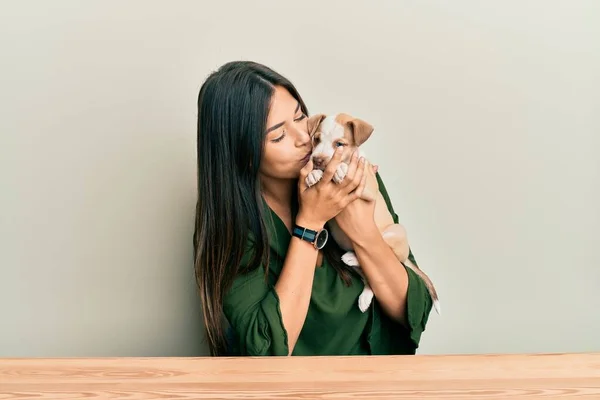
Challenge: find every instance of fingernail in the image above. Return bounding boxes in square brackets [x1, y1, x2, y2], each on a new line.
[359, 157, 365, 163]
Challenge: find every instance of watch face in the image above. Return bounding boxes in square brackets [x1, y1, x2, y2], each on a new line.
[315, 229, 328, 249]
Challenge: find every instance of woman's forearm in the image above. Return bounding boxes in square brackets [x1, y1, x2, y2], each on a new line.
[351, 224, 410, 325]
[274, 228, 320, 355]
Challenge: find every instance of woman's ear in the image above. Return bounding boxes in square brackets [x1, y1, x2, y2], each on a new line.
[307, 113, 326, 136]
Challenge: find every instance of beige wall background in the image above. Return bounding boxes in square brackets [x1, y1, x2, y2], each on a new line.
[1, 0, 598, 356]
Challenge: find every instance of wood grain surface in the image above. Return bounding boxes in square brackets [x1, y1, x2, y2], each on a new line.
[1, 353, 600, 399]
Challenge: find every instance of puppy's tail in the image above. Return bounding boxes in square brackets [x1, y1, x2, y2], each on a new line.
[403, 259, 441, 315]
[433, 299, 441, 315]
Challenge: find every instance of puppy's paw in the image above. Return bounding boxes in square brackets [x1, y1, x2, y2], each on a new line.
[333, 163, 349, 184]
[341, 251, 359, 267]
[305, 169, 324, 187]
[358, 288, 374, 312]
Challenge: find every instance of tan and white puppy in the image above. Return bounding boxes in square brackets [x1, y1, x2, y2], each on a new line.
[305, 113, 441, 314]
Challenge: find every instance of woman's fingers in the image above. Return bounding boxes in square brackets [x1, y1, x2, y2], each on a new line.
[341, 151, 360, 188]
[298, 158, 314, 193]
[345, 157, 367, 194]
[349, 163, 368, 201]
[320, 146, 345, 183]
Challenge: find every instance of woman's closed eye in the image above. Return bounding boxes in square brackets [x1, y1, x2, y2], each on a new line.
[271, 129, 286, 143]
[270, 114, 306, 143]
[294, 113, 306, 122]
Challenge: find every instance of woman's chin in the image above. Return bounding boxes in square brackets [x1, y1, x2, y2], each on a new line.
[260, 168, 301, 181]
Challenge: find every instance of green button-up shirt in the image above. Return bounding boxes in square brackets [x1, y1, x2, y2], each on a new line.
[223, 173, 433, 356]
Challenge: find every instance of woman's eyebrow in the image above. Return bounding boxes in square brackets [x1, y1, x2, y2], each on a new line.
[266, 102, 301, 133]
[266, 122, 284, 133]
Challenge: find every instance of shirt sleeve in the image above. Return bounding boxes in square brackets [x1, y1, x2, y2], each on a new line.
[375, 172, 433, 348]
[222, 241, 289, 356]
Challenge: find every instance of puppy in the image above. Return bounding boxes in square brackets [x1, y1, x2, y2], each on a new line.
[305, 113, 441, 315]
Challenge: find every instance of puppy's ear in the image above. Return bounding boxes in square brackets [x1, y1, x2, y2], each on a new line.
[307, 113, 326, 136]
[349, 118, 374, 146]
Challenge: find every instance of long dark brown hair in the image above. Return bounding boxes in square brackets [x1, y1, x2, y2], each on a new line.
[193, 61, 352, 356]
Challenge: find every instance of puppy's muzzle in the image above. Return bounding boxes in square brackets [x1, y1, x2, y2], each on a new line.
[312, 155, 327, 170]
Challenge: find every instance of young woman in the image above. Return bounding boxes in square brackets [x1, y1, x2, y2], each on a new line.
[193, 61, 433, 356]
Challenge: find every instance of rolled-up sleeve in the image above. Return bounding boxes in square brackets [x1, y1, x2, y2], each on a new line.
[222, 251, 289, 356]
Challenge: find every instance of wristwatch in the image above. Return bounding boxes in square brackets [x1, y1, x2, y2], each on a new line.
[292, 224, 328, 250]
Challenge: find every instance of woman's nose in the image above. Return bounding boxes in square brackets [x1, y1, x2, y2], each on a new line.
[295, 126, 311, 146]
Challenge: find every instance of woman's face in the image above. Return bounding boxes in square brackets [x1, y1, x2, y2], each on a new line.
[259, 86, 312, 181]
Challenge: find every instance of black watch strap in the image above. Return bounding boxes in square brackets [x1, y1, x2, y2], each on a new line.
[292, 224, 328, 249]
[292, 225, 317, 242]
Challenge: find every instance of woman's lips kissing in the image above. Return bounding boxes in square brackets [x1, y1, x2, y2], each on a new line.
[301, 152, 311, 163]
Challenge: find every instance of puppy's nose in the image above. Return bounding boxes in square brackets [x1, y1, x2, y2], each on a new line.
[312, 155, 325, 168]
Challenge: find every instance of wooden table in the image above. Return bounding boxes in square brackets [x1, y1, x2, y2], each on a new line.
[1, 353, 599, 399]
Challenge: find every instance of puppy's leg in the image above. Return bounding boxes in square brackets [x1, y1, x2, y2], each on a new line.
[382, 224, 441, 314]
[351, 262, 374, 313]
[333, 162, 349, 184]
[341, 250, 359, 267]
[358, 284, 374, 313]
[381, 224, 409, 261]
[341, 251, 374, 312]
[305, 169, 323, 187]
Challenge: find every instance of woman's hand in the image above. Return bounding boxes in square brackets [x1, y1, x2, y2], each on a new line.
[296, 147, 367, 229]
[333, 156, 380, 246]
